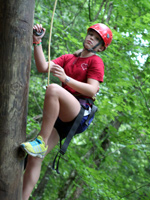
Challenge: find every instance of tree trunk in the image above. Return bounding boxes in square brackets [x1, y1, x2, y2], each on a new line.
[0, 0, 35, 199]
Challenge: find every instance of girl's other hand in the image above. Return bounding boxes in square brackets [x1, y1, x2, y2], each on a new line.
[51, 64, 66, 83]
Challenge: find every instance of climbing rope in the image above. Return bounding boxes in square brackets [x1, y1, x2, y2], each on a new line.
[47, 0, 58, 86]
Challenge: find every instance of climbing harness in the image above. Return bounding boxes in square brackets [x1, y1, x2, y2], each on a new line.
[52, 97, 98, 174]
[24, 99, 97, 173]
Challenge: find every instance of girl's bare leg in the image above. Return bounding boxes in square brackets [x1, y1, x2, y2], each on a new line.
[22, 128, 59, 200]
[22, 83, 80, 200]
[39, 83, 80, 145]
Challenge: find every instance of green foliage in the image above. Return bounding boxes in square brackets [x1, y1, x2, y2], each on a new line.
[27, 0, 150, 199]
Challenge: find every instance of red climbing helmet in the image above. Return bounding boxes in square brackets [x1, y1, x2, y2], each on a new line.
[87, 23, 113, 49]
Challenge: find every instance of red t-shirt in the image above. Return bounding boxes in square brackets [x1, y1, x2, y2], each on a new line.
[52, 54, 104, 95]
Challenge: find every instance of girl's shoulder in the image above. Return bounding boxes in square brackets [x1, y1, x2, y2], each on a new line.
[60, 54, 76, 61]
[84, 55, 104, 65]
[89, 54, 103, 60]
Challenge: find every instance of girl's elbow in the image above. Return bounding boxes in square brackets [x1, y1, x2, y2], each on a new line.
[37, 66, 48, 73]
[37, 68, 44, 73]
[88, 91, 97, 98]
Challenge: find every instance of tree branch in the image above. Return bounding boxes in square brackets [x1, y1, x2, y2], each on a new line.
[89, 0, 107, 22]
[120, 183, 150, 198]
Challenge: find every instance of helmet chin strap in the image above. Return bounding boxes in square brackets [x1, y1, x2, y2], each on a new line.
[83, 40, 103, 53]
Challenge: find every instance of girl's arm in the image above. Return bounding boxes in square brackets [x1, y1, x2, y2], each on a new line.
[66, 78, 99, 98]
[51, 65, 99, 98]
[33, 24, 56, 73]
[34, 45, 48, 73]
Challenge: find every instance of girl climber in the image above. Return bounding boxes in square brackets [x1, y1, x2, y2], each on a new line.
[21, 23, 112, 200]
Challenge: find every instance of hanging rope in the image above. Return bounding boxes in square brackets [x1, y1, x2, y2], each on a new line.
[47, 0, 58, 86]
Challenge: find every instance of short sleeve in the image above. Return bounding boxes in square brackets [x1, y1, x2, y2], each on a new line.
[87, 56, 104, 82]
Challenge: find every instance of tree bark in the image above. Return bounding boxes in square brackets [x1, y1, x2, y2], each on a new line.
[0, 0, 35, 199]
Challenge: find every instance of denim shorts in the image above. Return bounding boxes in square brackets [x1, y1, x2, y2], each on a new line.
[54, 105, 94, 140]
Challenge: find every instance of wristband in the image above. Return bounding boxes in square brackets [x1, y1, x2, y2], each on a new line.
[33, 39, 42, 46]
[64, 76, 70, 84]
[33, 42, 42, 46]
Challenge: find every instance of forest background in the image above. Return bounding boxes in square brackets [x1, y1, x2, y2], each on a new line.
[27, 0, 150, 199]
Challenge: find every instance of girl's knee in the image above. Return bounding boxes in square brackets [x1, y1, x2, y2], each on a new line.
[45, 83, 60, 97]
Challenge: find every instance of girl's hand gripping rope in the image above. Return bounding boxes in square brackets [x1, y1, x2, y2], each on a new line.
[51, 64, 68, 83]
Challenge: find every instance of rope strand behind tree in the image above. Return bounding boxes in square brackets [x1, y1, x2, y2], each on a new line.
[47, 0, 58, 86]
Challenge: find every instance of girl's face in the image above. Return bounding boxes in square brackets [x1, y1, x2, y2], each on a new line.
[84, 29, 104, 52]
